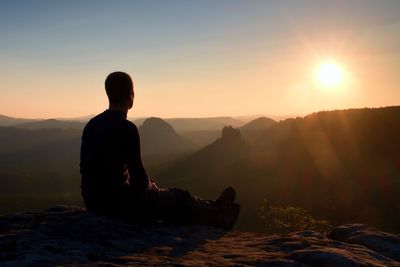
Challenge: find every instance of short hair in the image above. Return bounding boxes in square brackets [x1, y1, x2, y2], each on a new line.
[105, 72, 133, 104]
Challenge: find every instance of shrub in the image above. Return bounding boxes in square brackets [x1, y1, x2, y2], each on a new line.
[259, 199, 333, 235]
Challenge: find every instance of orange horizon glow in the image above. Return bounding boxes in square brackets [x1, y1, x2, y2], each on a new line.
[1, 2, 400, 119]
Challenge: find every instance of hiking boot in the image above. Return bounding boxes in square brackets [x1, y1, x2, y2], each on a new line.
[220, 202, 240, 231]
[216, 186, 236, 206]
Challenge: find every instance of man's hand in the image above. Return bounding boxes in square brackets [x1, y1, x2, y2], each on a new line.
[148, 178, 159, 190]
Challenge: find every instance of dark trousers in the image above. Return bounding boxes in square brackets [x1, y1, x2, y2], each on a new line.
[83, 187, 222, 226]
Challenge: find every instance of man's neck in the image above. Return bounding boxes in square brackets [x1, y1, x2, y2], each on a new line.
[108, 104, 129, 115]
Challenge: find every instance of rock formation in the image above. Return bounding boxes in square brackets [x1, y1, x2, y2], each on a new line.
[221, 126, 242, 141]
[0, 206, 399, 266]
[138, 117, 197, 156]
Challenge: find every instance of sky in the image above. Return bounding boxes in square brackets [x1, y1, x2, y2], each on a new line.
[1, 0, 400, 119]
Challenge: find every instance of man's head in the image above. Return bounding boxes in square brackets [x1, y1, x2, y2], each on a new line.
[105, 72, 134, 110]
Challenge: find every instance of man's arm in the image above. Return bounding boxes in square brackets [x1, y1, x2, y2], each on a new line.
[125, 123, 150, 192]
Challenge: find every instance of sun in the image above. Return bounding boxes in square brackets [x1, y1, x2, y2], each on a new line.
[316, 61, 343, 87]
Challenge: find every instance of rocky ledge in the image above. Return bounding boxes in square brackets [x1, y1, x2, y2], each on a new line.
[0, 206, 399, 266]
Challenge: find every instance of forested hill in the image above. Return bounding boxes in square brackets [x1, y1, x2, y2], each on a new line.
[158, 106, 400, 232]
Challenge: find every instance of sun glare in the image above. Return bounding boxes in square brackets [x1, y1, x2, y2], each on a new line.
[316, 61, 344, 87]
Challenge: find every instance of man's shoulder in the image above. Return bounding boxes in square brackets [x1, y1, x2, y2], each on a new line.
[83, 111, 138, 133]
[83, 112, 106, 128]
[124, 119, 138, 132]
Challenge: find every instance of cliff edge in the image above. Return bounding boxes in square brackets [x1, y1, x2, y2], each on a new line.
[0, 206, 399, 266]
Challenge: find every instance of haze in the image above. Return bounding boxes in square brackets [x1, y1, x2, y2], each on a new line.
[1, 0, 400, 119]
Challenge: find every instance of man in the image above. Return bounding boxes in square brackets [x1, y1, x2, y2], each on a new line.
[80, 71, 240, 230]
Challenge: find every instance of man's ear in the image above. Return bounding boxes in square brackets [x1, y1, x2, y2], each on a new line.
[128, 98, 134, 109]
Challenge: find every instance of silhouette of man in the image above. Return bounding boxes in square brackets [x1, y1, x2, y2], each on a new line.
[80, 71, 240, 230]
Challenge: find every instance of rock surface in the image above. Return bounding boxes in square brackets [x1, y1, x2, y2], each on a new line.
[0, 206, 399, 266]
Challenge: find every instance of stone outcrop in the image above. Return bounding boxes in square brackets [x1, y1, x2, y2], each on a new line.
[0, 206, 399, 266]
[329, 224, 400, 262]
[221, 126, 242, 141]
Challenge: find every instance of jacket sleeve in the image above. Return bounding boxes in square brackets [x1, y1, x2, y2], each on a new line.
[125, 123, 150, 192]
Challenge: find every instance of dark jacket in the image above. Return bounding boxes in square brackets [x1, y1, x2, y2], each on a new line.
[80, 110, 149, 207]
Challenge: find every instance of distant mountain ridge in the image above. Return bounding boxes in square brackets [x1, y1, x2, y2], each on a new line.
[138, 117, 197, 157]
[13, 119, 85, 129]
[178, 116, 277, 147]
[240, 117, 276, 131]
[135, 116, 246, 132]
[1, 114, 253, 132]
[0, 114, 38, 126]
